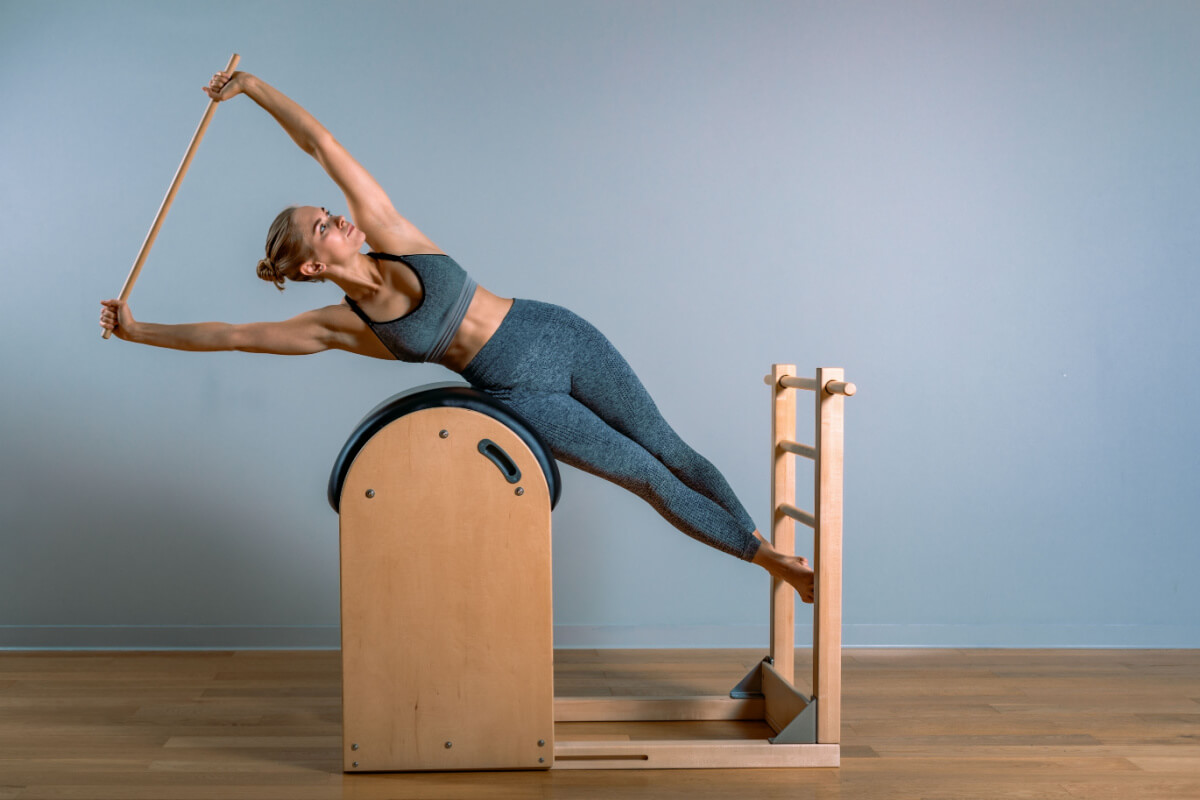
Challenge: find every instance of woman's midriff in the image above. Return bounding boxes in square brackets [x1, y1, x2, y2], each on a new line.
[436, 285, 514, 373]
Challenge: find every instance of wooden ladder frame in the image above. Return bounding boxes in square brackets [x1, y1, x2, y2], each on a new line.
[551, 364, 854, 769]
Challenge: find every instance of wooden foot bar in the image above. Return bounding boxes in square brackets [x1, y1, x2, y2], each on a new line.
[780, 439, 818, 460]
[769, 374, 819, 392]
[779, 503, 817, 528]
[763, 373, 857, 397]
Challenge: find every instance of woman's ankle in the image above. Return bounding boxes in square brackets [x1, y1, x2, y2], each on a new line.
[750, 537, 787, 571]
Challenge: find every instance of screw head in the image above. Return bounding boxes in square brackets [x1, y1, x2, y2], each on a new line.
[445, 741, 453, 749]
[365, 489, 375, 499]
[439, 429, 449, 438]
[539, 757, 545, 763]
[515, 487, 525, 496]
[351, 743, 359, 751]
[352, 761, 359, 767]
[538, 739, 546, 747]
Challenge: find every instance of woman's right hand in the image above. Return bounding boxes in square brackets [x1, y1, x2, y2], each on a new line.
[203, 70, 252, 103]
[100, 299, 136, 341]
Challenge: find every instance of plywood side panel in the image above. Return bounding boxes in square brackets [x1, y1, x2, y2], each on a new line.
[339, 407, 554, 771]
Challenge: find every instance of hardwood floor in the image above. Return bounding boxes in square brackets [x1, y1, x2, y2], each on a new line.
[0, 648, 1197, 798]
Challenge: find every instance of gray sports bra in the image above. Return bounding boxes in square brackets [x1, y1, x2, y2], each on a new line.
[344, 252, 478, 364]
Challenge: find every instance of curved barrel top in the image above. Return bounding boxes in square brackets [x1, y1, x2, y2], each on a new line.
[328, 382, 562, 513]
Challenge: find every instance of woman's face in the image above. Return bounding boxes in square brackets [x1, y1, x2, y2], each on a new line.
[296, 205, 366, 270]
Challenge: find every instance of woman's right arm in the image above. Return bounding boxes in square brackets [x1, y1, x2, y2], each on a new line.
[100, 299, 335, 355]
[203, 71, 433, 249]
[205, 72, 326, 162]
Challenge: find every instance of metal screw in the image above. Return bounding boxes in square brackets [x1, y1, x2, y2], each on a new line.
[539, 757, 545, 763]
[538, 739, 545, 747]
[365, 490, 375, 499]
[439, 430, 449, 439]
[445, 741, 453, 749]
[515, 487, 525, 496]
[352, 761, 359, 767]
[351, 743, 359, 751]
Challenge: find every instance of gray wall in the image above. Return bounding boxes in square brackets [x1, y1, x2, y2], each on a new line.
[2, 0, 1197, 649]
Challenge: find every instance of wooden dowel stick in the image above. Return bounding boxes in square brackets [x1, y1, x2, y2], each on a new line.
[780, 375, 820, 392]
[779, 503, 816, 529]
[104, 53, 240, 339]
[780, 440, 817, 460]
[762, 374, 857, 397]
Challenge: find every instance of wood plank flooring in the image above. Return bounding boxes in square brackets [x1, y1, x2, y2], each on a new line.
[0, 648, 1196, 799]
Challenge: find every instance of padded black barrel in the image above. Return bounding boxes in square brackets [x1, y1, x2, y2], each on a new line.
[328, 383, 562, 512]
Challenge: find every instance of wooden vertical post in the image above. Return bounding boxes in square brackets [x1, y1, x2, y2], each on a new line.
[769, 364, 797, 684]
[813, 367, 844, 744]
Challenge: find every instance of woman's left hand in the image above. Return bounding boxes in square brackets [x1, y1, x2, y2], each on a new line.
[100, 298, 137, 341]
[203, 70, 252, 103]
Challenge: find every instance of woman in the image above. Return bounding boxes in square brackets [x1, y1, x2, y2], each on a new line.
[100, 70, 815, 603]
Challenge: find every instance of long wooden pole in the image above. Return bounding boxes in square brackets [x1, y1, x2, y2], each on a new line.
[103, 53, 240, 339]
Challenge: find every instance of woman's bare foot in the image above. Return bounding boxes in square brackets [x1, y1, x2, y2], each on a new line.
[775, 555, 815, 604]
[750, 533, 815, 604]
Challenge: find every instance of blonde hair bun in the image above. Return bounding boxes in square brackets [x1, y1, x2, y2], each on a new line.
[257, 257, 285, 291]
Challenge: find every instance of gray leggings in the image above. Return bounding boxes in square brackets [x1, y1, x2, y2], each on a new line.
[460, 298, 762, 562]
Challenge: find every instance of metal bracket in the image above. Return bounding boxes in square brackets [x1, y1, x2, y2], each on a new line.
[729, 656, 769, 699]
[728, 656, 819, 744]
[770, 696, 818, 744]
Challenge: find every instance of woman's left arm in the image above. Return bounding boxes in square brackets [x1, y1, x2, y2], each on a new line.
[204, 72, 430, 245]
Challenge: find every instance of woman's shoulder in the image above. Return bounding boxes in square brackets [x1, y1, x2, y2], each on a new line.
[309, 301, 356, 324]
[308, 302, 395, 360]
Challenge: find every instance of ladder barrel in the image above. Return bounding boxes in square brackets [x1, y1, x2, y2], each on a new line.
[329, 365, 852, 772]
